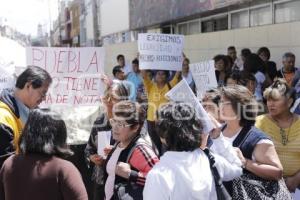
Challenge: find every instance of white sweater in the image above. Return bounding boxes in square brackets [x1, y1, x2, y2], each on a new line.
[143, 134, 242, 200]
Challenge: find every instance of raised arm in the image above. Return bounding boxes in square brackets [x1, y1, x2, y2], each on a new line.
[169, 71, 182, 87]
[141, 70, 153, 93]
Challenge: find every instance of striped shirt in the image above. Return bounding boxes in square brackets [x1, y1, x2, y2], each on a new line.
[128, 145, 159, 185]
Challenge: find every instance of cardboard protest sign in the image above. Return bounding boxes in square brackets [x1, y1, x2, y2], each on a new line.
[165, 79, 215, 134]
[190, 60, 218, 98]
[26, 47, 105, 107]
[138, 33, 184, 71]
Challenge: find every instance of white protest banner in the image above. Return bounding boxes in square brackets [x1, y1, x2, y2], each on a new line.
[190, 60, 218, 98]
[26, 47, 105, 107]
[0, 66, 15, 94]
[138, 33, 184, 71]
[165, 79, 215, 134]
[97, 131, 111, 158]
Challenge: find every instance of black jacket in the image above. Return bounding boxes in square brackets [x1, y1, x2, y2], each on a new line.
[84, 113, 112, 161]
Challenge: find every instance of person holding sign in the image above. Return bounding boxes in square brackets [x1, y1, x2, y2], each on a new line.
[0, 66, 52, 168]
[85, 81, 131, 200]
[141, 69, 181, 156]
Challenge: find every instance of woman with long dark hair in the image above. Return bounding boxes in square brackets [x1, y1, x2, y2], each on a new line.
[0, 109, 88, 200]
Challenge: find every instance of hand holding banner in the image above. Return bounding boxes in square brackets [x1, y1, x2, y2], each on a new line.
[165, 79, 215, 134]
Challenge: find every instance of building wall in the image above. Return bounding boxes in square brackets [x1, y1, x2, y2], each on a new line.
[183, 21, 300, 69]
[103, 41, 137, 75]
[100, 0, 129, 36]
[85, 4, 94, 40]
[103, 21, 300, 76]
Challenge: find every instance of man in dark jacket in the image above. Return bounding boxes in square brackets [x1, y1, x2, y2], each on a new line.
[276, 52, 297, 87]
[0, 66, 52, 168]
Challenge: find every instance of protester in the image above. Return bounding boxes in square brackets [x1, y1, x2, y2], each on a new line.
[85, 81, 131, 200]
[0, 109, 88, 200]
[143, 102, 242, 200]
[126, 58, 143, 101]
[255, 79, 300, 198]
[141, 69, 181, 155]
[225, 70, 241, 86]
[276, 52, 298, 87]
[103, 101, 159, 200]
[117, 54, 132, 76]
[182, 58, 196, 93]
[257, 47, 277, 81]
[0, 66, 52, 168]
[214, 54, 231, 87]
[291, 71, 300, 99]
[202, 89, 222, 123]
[219, 85, 284, 197]
[243, 53, 271, 101]
[240, 48, 251, 63]
[227, 46, 243, 70]
[112, 66, 125, 81]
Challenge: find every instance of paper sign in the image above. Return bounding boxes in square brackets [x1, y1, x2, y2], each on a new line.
[26, 47, 106, 106]
[138, 33, 184, 71]
[190, 60, 218, 98]
[0, 66, 15, 94]
[97, 131, 111, 158]
[165, 79, 215, 134]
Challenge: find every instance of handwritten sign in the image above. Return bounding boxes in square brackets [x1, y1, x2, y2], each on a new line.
[26, 47, 106, 106]
[190, 60, 218, 98]
[138, 33, 184, 71]
[165, 79, 215, 134]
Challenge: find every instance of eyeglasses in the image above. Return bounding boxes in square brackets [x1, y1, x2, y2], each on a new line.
[37, 90, 47, 98]
[219, 101, 232, 106]
[109, 118, 132, 128]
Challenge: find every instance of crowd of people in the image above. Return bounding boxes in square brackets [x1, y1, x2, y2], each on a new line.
[0, 45, 300, 200]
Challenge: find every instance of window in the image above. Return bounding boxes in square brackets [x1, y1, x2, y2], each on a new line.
[188, 21, 200, 35]
[177, 20, 200, 35]
[250, 5, 272, 26]
[178, 23, 188, 35]
[231, 10, 249, 29]
[162, 26, 174, 34]
[275, 0, 300, 23]
[201, 16, 228, 33]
